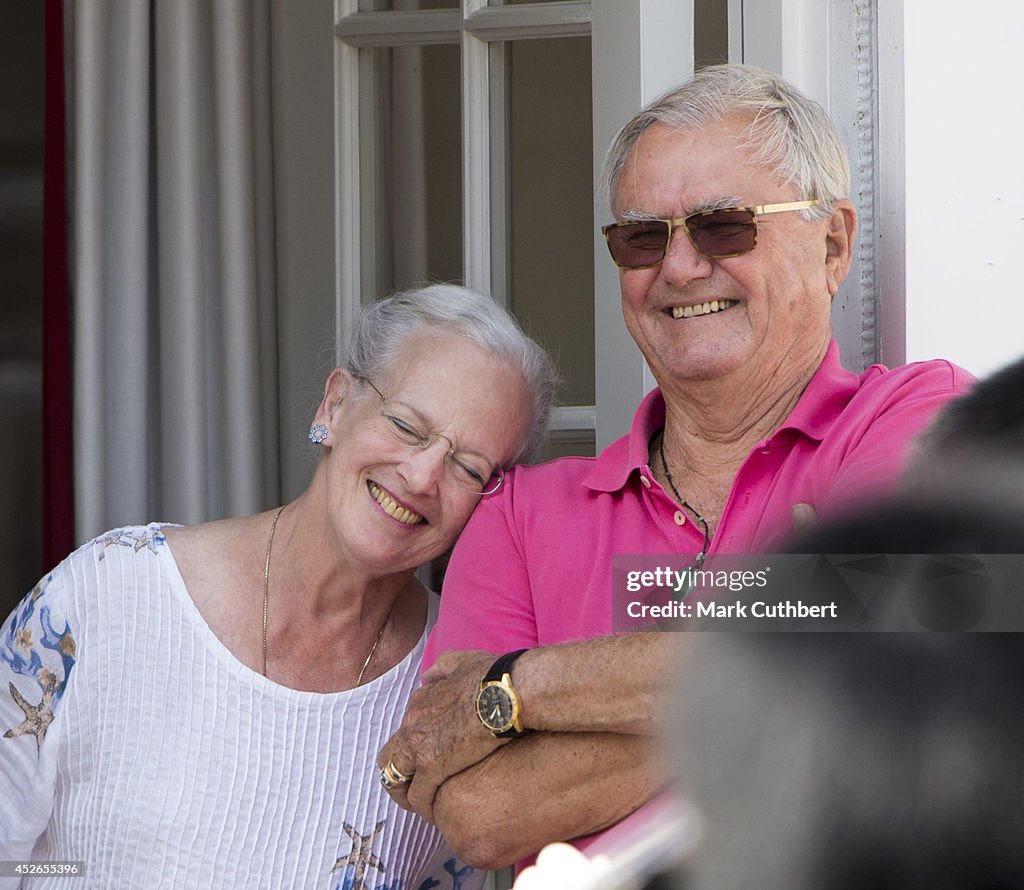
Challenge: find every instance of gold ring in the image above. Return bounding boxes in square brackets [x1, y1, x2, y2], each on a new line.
[380, 759, 414, 790]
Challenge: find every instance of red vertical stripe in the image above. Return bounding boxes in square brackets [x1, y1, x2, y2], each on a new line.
[43, 0, 75, 565]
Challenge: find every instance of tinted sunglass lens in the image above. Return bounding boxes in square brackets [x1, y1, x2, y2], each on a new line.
[607, 221, 669, 268]
[686, 209, 757, 257]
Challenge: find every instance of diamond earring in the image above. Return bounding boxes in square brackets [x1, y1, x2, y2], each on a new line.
[308, 424, 329, 445]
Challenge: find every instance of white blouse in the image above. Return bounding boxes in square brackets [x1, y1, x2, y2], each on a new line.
[0, 524, 482, 890]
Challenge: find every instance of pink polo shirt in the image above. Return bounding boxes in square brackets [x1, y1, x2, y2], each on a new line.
[423, 342, 970, 868]
[426, 341, 972, 660]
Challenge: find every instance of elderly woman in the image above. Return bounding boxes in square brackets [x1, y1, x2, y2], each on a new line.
[0, 284, 556, 889]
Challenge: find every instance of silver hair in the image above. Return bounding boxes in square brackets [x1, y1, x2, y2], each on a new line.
[345, 283, 559, 463]
[603, 64, 851, 221]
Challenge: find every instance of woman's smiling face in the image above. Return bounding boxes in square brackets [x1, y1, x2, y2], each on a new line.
[313, 329, 532, 578]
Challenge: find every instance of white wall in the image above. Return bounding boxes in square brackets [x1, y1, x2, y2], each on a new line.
[901, 0, 1024, 378]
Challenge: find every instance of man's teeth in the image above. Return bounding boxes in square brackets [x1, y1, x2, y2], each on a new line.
[671, 299, 738, 319]
[369, 482, 425, 525]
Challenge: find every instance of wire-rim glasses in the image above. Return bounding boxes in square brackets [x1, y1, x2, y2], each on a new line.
[362, 379, 505, 496]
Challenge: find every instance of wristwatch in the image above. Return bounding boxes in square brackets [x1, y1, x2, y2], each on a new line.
[476, 649, 529, 738]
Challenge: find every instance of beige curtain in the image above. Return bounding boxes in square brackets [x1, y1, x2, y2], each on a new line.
[69, 0, 279, 541]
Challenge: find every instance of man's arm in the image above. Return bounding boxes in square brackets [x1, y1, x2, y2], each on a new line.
[432, 731, 662, 870]
[378, 633, 680, 823]
[453, 632, 678, 735]
[378, 469, 682, 858]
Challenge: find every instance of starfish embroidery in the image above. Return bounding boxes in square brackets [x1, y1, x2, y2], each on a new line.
[3, 674, 57, 749]
[98, 528, 165, 560]
[329, 820, 387, 889]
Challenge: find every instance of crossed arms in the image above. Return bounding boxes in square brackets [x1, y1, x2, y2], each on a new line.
[378, 632, 679, 868]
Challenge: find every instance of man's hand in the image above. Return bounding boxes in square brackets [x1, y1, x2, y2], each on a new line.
[377, 649, 509, 822]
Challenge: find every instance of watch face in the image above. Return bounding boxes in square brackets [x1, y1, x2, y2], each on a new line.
[477, 683, 515, 732]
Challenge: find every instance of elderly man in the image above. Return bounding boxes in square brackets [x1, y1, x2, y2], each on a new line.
[377, 65, 972, 868]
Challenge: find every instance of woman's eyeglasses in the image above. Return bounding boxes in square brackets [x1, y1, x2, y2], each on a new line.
[601, 199, 820, 269]
[363, 379, 504, 496]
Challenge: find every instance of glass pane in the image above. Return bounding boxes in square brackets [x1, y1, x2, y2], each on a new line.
[499, 36, 595, 410]
[695, 0, 729, 68]
[359, 0, 458, 10]
[537, 435, 596, 461]
[364, 43, 463, 300]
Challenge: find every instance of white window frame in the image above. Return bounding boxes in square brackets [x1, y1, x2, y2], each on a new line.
[733, 0, 882, 373]
[590, 0, 695, 446]
[334, 0, 700, 450]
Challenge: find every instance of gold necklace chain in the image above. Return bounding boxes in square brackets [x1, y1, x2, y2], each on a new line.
[262, 507, 285, 677]
[261, 506, 390, 685]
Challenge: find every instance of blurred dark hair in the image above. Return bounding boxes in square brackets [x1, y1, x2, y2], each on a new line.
[665, 491, 1024, 888]
[789, 493, 1024, 555]
[673, 631, 1024, 889]
[905, 352, 1024, 501]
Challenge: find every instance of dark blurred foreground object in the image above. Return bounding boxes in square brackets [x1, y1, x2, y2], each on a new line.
[668, 632, 1024, 890]
[790, 492, 1024, 556]
[642, 354, 1024, 888]
[904, 348, 1024, 499]
[784, 493, 1024, 632]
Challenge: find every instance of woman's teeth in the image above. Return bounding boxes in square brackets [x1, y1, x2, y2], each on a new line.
[671, 299, 738, 319]
[368, 481, 425, 525]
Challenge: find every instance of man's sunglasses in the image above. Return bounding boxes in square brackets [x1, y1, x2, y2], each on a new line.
[601, 199, 821, 269]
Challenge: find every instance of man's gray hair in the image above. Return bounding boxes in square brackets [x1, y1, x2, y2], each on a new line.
[603, 64, 851, 219]
[345, 283, 559, 463]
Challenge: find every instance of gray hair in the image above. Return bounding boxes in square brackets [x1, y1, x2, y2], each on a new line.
[603, 64, 850, 220]
[345, 283, 559, 463]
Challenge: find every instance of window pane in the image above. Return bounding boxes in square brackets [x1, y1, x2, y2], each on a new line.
[359, 0, 458, 10]
[695, 0, 729, 67]
[365, 44, 463, 299]
[500, 36, 594, 409]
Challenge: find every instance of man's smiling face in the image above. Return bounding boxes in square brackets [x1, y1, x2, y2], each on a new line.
[612, 113, 847, 393]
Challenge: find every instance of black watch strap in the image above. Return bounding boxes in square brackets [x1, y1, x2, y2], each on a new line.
[483, 648, 529, 683]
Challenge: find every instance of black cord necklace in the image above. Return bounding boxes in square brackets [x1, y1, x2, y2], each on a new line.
[658, 433, 710, 568]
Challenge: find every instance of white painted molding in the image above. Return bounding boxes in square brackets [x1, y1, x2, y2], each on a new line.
[335, 4, 591, 47]
[876, 0, 905, 367]
[335, 10, 460, 47]
[462, 0, 491, 296]
[334, 0, 362, 361]
[464, 2, 591, 41]
[740, 0, 880, 371]
[551, 405, 597, 434]
[591, 0, 694, 448]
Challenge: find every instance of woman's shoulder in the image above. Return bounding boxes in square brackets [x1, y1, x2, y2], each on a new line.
[0, 526, 175, 739]
[160, 514, 252, 560]
[30, 524, 174, 600]
[162, 513, 276, 581]
[87, 523, 176, 560]
[160, 515, 266, 620]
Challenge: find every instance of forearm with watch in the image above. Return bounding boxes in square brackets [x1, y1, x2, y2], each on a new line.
[444, 635, 674, 867]
[473, 632, 678, 740]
